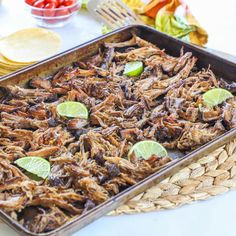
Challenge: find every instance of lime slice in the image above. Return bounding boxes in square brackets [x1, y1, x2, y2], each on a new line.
[14, 156, 50, 179]
[123, 61, 144, 77]
[128, 140, 168, 160]
[203, 88, 233, 107]
[26, 172, 43, 182]
[56, 101, 88, 119]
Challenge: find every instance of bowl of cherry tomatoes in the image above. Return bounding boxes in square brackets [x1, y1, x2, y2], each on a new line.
[25, 0, 82, 28]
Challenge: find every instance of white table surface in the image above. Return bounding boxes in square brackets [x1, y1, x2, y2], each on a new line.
[0, 1, 236, 236]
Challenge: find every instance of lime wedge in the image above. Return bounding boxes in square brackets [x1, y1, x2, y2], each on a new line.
[203, 88, 233, 107]
[14, 156, 50, 179]
[56, 101, 88, 119]
[123, 61, 144, 77]
[26, 172, 43, 181]
[128, 140, 168, 160]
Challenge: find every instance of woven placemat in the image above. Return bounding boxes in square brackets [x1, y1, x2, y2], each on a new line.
[110, 139, 236, 215]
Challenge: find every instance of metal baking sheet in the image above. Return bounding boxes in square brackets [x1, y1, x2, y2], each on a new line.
[0, 25, 236, 236]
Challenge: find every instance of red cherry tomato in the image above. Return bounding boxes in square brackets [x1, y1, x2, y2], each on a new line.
[44, 0, 59, 7]
[44, 3, 56, 17]
[25, 0, 37, 6]
[57, 0, 65, 5]
[33, 0, 45, 8]
[56, 5, 70, 16]
[63, 0, 75, 6]
[45, 2, 57, 9]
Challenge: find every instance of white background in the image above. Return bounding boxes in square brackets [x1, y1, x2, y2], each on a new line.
[0, 0, 236, 236]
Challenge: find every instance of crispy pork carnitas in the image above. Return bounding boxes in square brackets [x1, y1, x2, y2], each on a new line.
[0, 35, 235, 233]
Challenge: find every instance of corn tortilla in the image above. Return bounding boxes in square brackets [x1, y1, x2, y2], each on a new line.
[0, 67, 15, 76]
[0, 28, 61, 63]
[0, 53, 31, 72]
[0, 54, 29, 66]
[0, 63, 22, 70]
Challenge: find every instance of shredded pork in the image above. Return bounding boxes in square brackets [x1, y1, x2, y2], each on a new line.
[0, 35, 235, 233]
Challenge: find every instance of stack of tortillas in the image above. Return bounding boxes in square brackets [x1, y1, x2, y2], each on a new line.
[0, 28, 61, 76]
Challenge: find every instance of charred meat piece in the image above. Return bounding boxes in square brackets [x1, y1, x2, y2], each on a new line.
[201, 107, 221, 122]
[0, 194, 27, 211]
[29, 77, 52, 90]
[21, 207, 69, 233]
[177, 123, 223, 150]
[115, 47, 162, 61]
[67, 118, 88, 130]
[153, 116, 184, 145]
[222, 101, 236, 129]
[27, 146, 59, 158]
[77, 177, 109, 204]
[220, 79, 236, 94]
[3, 86, 56, 102]
[1, 112, 49, 130]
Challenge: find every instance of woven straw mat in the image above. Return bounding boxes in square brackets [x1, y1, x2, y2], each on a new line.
[110, 139, 236, 215]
